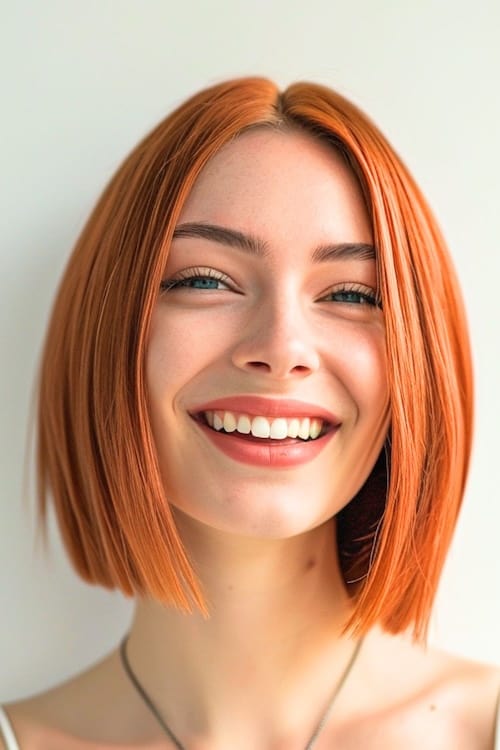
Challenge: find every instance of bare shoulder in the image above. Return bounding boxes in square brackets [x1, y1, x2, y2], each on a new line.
[352, 627, 500, 749]
[0, 648, 164, 749]
[0, 650, 114, 748]
[418, 645, 500, 749]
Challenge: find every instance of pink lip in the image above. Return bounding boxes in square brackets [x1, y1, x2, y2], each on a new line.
[194, 419, 337, 468]
[190, 395, 340, 424]
[188, 395, 340, 468]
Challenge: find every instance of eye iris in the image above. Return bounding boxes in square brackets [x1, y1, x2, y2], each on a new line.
[335, 291, 366, 304]
[186, 277, 219, 289]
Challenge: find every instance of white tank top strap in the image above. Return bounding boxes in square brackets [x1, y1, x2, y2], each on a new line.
[0, 707, 20, 750]
[495, 688, 500, 750]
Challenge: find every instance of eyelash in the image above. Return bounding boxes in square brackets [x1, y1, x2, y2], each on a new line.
[160, 268, 232, 293]
[322, 284, 381, 308]
[160, 269, 381, 308]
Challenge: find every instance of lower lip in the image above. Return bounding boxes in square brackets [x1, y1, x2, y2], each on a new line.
[193, 419, 338, 468]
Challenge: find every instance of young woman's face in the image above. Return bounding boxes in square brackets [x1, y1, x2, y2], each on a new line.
[147, 129, 390, 539]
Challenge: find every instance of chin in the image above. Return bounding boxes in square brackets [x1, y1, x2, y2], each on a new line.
[169, 488, 342, 542]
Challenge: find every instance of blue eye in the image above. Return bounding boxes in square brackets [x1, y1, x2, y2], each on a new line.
[321, 285, 382, 308]
[163, 276, 225, 290]
[160, 268, 232, 292]
[329, 291, 377, 305]
[188, 277, 222, 289]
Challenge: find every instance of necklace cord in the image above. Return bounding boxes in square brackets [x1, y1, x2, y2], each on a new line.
[120, 636, 184, 749]
[119, 634, 364, 750]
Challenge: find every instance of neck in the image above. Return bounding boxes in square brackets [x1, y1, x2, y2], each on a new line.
[126, 517, 358, 747]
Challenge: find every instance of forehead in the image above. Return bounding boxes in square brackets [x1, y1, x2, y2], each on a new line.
[177, 129, 372, 245]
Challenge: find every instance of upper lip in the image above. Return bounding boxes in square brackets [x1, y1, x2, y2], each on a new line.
[189, 396, 341, 425]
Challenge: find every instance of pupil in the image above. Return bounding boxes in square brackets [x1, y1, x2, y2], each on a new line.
[192, 278, 218, 289]
[333, 291, 369, 304]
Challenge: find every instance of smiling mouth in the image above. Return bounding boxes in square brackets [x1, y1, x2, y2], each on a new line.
[192, 410, 335, 442]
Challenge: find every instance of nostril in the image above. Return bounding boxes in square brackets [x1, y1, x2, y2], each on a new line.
[247, 361, 271, 370]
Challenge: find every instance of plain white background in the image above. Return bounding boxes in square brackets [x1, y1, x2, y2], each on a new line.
[1, 1, 499, 700]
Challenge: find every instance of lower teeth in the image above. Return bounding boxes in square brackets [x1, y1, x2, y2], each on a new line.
[211, 426, 315, 441]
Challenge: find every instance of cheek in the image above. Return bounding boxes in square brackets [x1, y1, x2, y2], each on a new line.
[328, 322, 388, 413]
[146, 308, 229, 393]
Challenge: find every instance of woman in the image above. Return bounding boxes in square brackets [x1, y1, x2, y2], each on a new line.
[1, 77, 498, 748]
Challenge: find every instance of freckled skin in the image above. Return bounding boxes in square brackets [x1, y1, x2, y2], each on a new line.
[147, 129, 390, 540]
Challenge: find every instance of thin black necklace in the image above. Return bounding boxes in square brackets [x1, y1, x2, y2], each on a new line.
[119, 634, 363, 750]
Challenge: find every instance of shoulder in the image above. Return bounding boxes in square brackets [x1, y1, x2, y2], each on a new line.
[418, 655, 499, 749]
[0, 651, 117, 749]
[0, 648, 164, 749]
[352, 627, 500, 749]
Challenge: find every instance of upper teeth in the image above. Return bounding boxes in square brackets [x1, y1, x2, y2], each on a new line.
[204, 411, 324, 440]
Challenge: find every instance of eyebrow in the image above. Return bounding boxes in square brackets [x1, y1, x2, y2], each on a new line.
[172, 222, 376, 262]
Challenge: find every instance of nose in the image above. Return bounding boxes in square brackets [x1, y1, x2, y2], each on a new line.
[231, 293, 321, 380]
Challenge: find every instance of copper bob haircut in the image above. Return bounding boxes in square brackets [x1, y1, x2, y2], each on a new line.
[36, 77, 473, 640]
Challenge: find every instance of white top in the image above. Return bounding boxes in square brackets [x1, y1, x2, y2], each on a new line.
[497, 692, 500, 750]
[0, 708, 20, 750]
[1, 699, 500, 748]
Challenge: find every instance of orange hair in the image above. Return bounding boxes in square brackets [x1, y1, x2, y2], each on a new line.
[36, 77, 473, 640]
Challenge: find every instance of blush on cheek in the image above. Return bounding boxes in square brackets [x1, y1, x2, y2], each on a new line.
[150, 308, 234, 378]
[327, 330, 387, 406]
